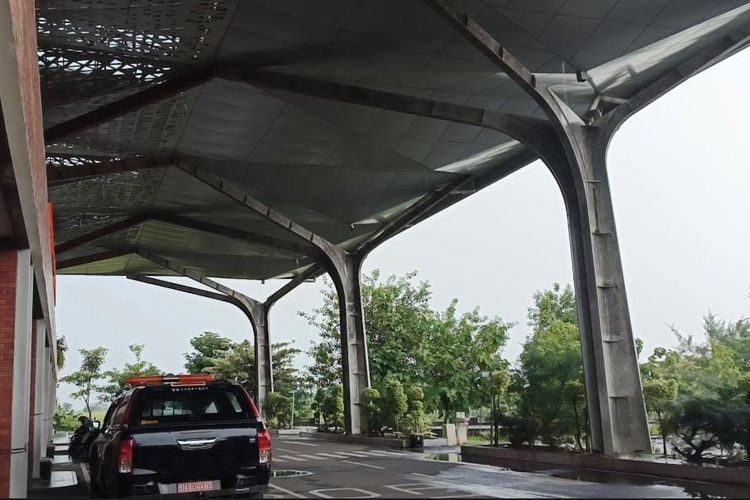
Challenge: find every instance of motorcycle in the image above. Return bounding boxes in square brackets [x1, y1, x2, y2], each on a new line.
[68, 417, 100, 462]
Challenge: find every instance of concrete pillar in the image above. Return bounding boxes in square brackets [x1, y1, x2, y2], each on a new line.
[246, 302, 273, 417]
[332, 253, 370, 435]
[549, 127, 651, 456]
[0, 249, 34, 493]
[31, 320, 46, 479]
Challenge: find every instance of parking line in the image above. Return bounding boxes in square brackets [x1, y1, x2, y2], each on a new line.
[277, 455, 306, 462]
[280, 440, 318, 447]
[310, 487, 380, 498]
[269, 483, 306, 499]
[341, 459, 385, 470]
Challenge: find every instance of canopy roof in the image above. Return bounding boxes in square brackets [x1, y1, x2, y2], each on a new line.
[41, 0, 750, 280]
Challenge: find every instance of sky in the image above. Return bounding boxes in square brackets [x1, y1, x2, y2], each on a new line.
[56, 48, 750, 409]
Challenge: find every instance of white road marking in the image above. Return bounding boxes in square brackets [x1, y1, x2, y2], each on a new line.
[275, 448, 298, 453]
[273, 457, 288, 463]
[277, 454, 306, 462]
[269, 483, 306, 499]
[341, 459, 385, 470]
[334, 451, 371, 458]
[279, 440, 318, 447]
[356, 450, 391, 456]
[408, 473, 556, 499]
[385, 483, 480, 498]
[309, 487, 380, 498]
[316, 453, 346, 459]
[298, 454, 325, 460]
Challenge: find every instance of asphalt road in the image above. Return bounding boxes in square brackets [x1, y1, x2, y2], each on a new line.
[267, 437, 748, 498]
[32, 435, 749, 498]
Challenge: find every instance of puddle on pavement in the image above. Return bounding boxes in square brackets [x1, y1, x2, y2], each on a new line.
[272, 470, 313, 478]
[422, 452, 750, 498]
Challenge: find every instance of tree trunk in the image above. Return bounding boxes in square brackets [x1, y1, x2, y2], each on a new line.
[657, 411, 667, 457]
[572, 401, 583, 451]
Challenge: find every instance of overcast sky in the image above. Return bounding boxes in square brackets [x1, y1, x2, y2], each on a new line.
[56, 49, 750, 409]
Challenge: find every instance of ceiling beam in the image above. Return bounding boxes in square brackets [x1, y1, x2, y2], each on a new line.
[176, 161, 345, 274]
[47, 154, 175, 186]
[264, 266, 322, 305]
[56, 248, 133, 270]
[357, 146, 539, 256]
[152, 213, 320, 259]
[44, 68, 216, 144]
[43, 62, 554, 156]
[55, 214, 150, 254]
[221, 67, 554, 151]
[127, 274, 233, 303]
[134, 248, 261, 309]
[597, 27, 750, 129]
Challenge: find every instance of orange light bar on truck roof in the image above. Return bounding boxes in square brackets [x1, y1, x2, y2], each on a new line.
[124, 374, 216, 386]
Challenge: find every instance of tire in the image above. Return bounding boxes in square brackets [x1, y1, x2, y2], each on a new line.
[88, 461, 104, 498]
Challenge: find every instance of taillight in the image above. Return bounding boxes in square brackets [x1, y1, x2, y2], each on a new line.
[257, 429, 271, 464]
[118, 438, 134, 473]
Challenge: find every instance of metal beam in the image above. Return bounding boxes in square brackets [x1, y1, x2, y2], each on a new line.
[127, 275, 232, 303]
[47, 154, 174, 186]
[175, 161, 345, 273]
[598, 27, 750, 130]
[152, 213, 320, 259]
[375, 147, 540, 246]
[43, 62, 555, 158]
[423, 0, 572, 123]
[134, 249, 274, 413]
[44, 68, 215, 144]
[134, 249, 260, 307]
[221, 67, 556, 155]
[55, 214, 151, 254]
[264, 266, 323, 306]
[55, 248, 133, 270]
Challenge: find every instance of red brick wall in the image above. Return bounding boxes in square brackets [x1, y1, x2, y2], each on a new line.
[0, 250, 18, 497]
[27, 322, 36, 476]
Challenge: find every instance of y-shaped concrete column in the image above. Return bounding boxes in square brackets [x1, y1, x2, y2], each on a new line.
[129, 256, 275, 415]
[428, 0, 750, 455]
[177, 163, 371, 435]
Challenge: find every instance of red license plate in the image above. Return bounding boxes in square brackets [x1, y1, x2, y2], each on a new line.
[177, 480, 216, 494]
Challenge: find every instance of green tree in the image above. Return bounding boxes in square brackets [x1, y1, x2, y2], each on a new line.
[205, 339, 255, 394]
[642, 373, 679, 456]
[100, 344, 161, 401]
[362, 387, 383, 435]
[405, 385, 427, 434]
[264, 392, 293, 429]
[53, 402, 80, 432]
[305, 271, 511, 422]
[60, 347, 108, 418]
[321, 385, 344, 431]
[511, 284, 584, 449]
[184, 334, 302, 399]
[382, 377, 408, 432]
[184, 332, 233, 374]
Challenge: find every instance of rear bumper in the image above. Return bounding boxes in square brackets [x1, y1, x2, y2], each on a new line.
[129, 466, 271, 496]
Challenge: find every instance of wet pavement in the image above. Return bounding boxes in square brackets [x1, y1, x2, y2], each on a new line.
[27, 435, 750, 498]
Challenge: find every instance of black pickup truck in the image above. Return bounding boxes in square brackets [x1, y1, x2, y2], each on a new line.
[89, 375, 271, 498]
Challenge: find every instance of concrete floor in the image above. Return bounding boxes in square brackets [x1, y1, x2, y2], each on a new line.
[28, 436, 749, 498]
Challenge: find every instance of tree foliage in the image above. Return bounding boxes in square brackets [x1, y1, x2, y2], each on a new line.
[184, 332, 234, 374]
[60, 347, 108, 418]
[305, 271, 511, 423]
[100, 344, 161, 401]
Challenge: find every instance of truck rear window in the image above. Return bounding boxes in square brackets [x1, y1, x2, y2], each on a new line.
[132, 385, 253, 425]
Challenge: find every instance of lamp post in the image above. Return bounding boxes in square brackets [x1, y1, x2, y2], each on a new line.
[290, 390, 296, 429]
